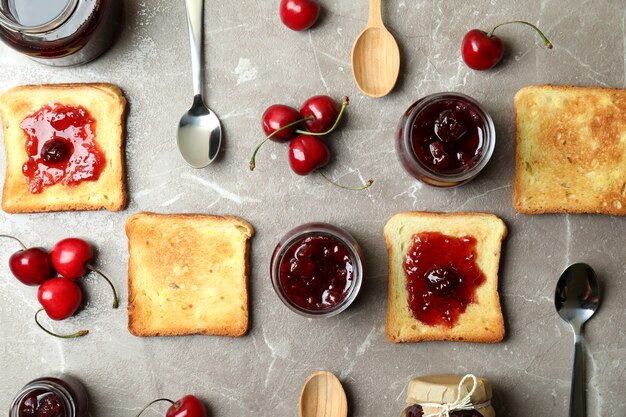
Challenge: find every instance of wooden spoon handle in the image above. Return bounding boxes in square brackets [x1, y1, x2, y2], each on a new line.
[367, 0, 383, 27]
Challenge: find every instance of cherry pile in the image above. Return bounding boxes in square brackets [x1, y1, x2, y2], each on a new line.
[2, 234, 118, 339]
[462, 20, 553, 70]
[136, 395, 206, 417]
[250, 95, 373, 190]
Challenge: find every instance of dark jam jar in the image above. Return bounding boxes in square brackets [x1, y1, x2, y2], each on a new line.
[9, 376, 89, 417]
[271, 223, 364, 317]
[396, 93, 495, 187]
[0, 0, 123, 66]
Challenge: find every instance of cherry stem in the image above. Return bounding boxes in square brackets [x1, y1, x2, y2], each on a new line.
[135, 398, 176, 417]
[0, 234, 27, 250]
[249, 116, 314, 171]
[295, 96, 350, 136]
[319, 171, 374, 191]
[487, 21, 553, 49]
[34, 309, 89, 339]
[87, 264, 119, 309]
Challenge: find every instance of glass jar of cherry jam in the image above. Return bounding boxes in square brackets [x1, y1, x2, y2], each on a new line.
[9, 375, 88, 417]
[270, 223, 364, 318]
[0, 0, 123, 66]
[396, 92, 496, 187]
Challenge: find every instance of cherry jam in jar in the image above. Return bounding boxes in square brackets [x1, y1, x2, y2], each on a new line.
[396, 93, 495, 187]
[271, 223, 364, 317]
[0, 0, 123, 66]
[9, 376, 89, 417]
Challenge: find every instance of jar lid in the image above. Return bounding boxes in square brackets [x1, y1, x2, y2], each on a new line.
[406, 374, 492, 405]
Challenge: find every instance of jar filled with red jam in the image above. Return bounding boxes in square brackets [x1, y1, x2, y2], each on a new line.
[396, 93, 495, 187]
[0, 0, 123, 66]
[271, 223, 364, 317]
[9, 375, 89, 417]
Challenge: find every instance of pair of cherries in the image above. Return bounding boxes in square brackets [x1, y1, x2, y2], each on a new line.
[2, 234, 118, 339]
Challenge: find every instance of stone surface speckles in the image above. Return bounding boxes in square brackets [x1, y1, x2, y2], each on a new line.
[1, 1, 625, 416]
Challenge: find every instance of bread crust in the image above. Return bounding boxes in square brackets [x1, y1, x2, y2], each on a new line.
[513, 84, 626, 215]
[0, 83, 127, 213]
[126, 212, 254, 338]
[384, 211, 507, 344]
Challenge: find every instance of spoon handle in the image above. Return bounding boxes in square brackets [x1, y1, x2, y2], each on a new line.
[570, 334, 585, 417]
[184, 0, 205, 98]
[367, 0, 383, 26]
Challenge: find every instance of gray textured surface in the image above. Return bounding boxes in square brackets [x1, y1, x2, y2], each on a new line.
[1, 1, 625, 416]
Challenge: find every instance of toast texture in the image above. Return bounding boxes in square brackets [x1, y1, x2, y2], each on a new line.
[0, 83, 127, 213]
[513, 85, 626, 215]
[384, 212, 507, 344]
[126, 212, 254, 337]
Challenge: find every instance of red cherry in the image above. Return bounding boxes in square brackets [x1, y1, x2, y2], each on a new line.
[279, 0, 320, 32]
[9, 247, 52, 286]
[50, 238, 92, 278]
[51, 238, 118, 308]
[38, 278, 83, 320]
[166, 396, 207, 417]
[461, 29, 504, 70]
[288, 135, 330, 175]
[262, 104, 302, 143]
[300, 95, 341, 133]
[461, 21, 553, 71]
[136, 396, 207, 417]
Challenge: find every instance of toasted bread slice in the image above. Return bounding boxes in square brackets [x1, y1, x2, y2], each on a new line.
[384, 212, 507, 344]
[0, 83, 127, 213]
[126, 212, 254, 337]
[513, 85, 626, 215]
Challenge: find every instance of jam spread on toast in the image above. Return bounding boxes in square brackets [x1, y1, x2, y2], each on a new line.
[20, 104, 105, 193]
[279, 234, 354, 311]
[404, 232, 485, 327]
[410, 99, 484, 173]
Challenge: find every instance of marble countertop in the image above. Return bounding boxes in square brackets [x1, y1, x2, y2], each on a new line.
[1, 1, 625, 416]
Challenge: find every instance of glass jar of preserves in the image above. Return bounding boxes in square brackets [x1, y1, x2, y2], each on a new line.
[0, 0, 123, 66]
[9, 375, 89, 417]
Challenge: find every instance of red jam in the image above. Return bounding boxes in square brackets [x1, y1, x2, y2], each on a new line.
[20, 104, 105, 194]
[410, 98, 484, 174]
[18, 389, 65, 417]
[404, 232, 486, 327]
[279, 235, 355, 311]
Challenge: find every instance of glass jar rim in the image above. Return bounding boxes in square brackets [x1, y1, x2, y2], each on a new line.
[9, 379, 77, 417]
[401, 92, 496, 183]
[0, 0, 79, 33]
[270, 222, 364, 318]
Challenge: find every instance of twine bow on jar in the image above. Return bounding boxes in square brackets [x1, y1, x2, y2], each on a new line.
[418, 374, 491, 417]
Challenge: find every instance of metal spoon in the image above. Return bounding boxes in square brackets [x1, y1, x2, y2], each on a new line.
[299, 371, 348, 417]
[177, 0, 221, 168]
[351, 0, 400, 98]
[555, 263, 600, 417]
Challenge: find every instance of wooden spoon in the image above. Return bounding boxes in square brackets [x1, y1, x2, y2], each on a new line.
[299, 371, 348, 417]
[351, 0, 400, 98]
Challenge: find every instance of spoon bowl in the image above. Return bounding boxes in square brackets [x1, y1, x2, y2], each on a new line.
[299, 371, 348, 417]
[351, 0, 400, 98]
[177, 97, 222, 168]
[555, 262, 600, 417]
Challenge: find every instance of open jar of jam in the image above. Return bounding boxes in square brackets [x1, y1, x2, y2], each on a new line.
[270, 223, 364, 318]
[9, 375, 89, 417]
[0, 0, 123, 66]
[396, 92, 496, 187]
